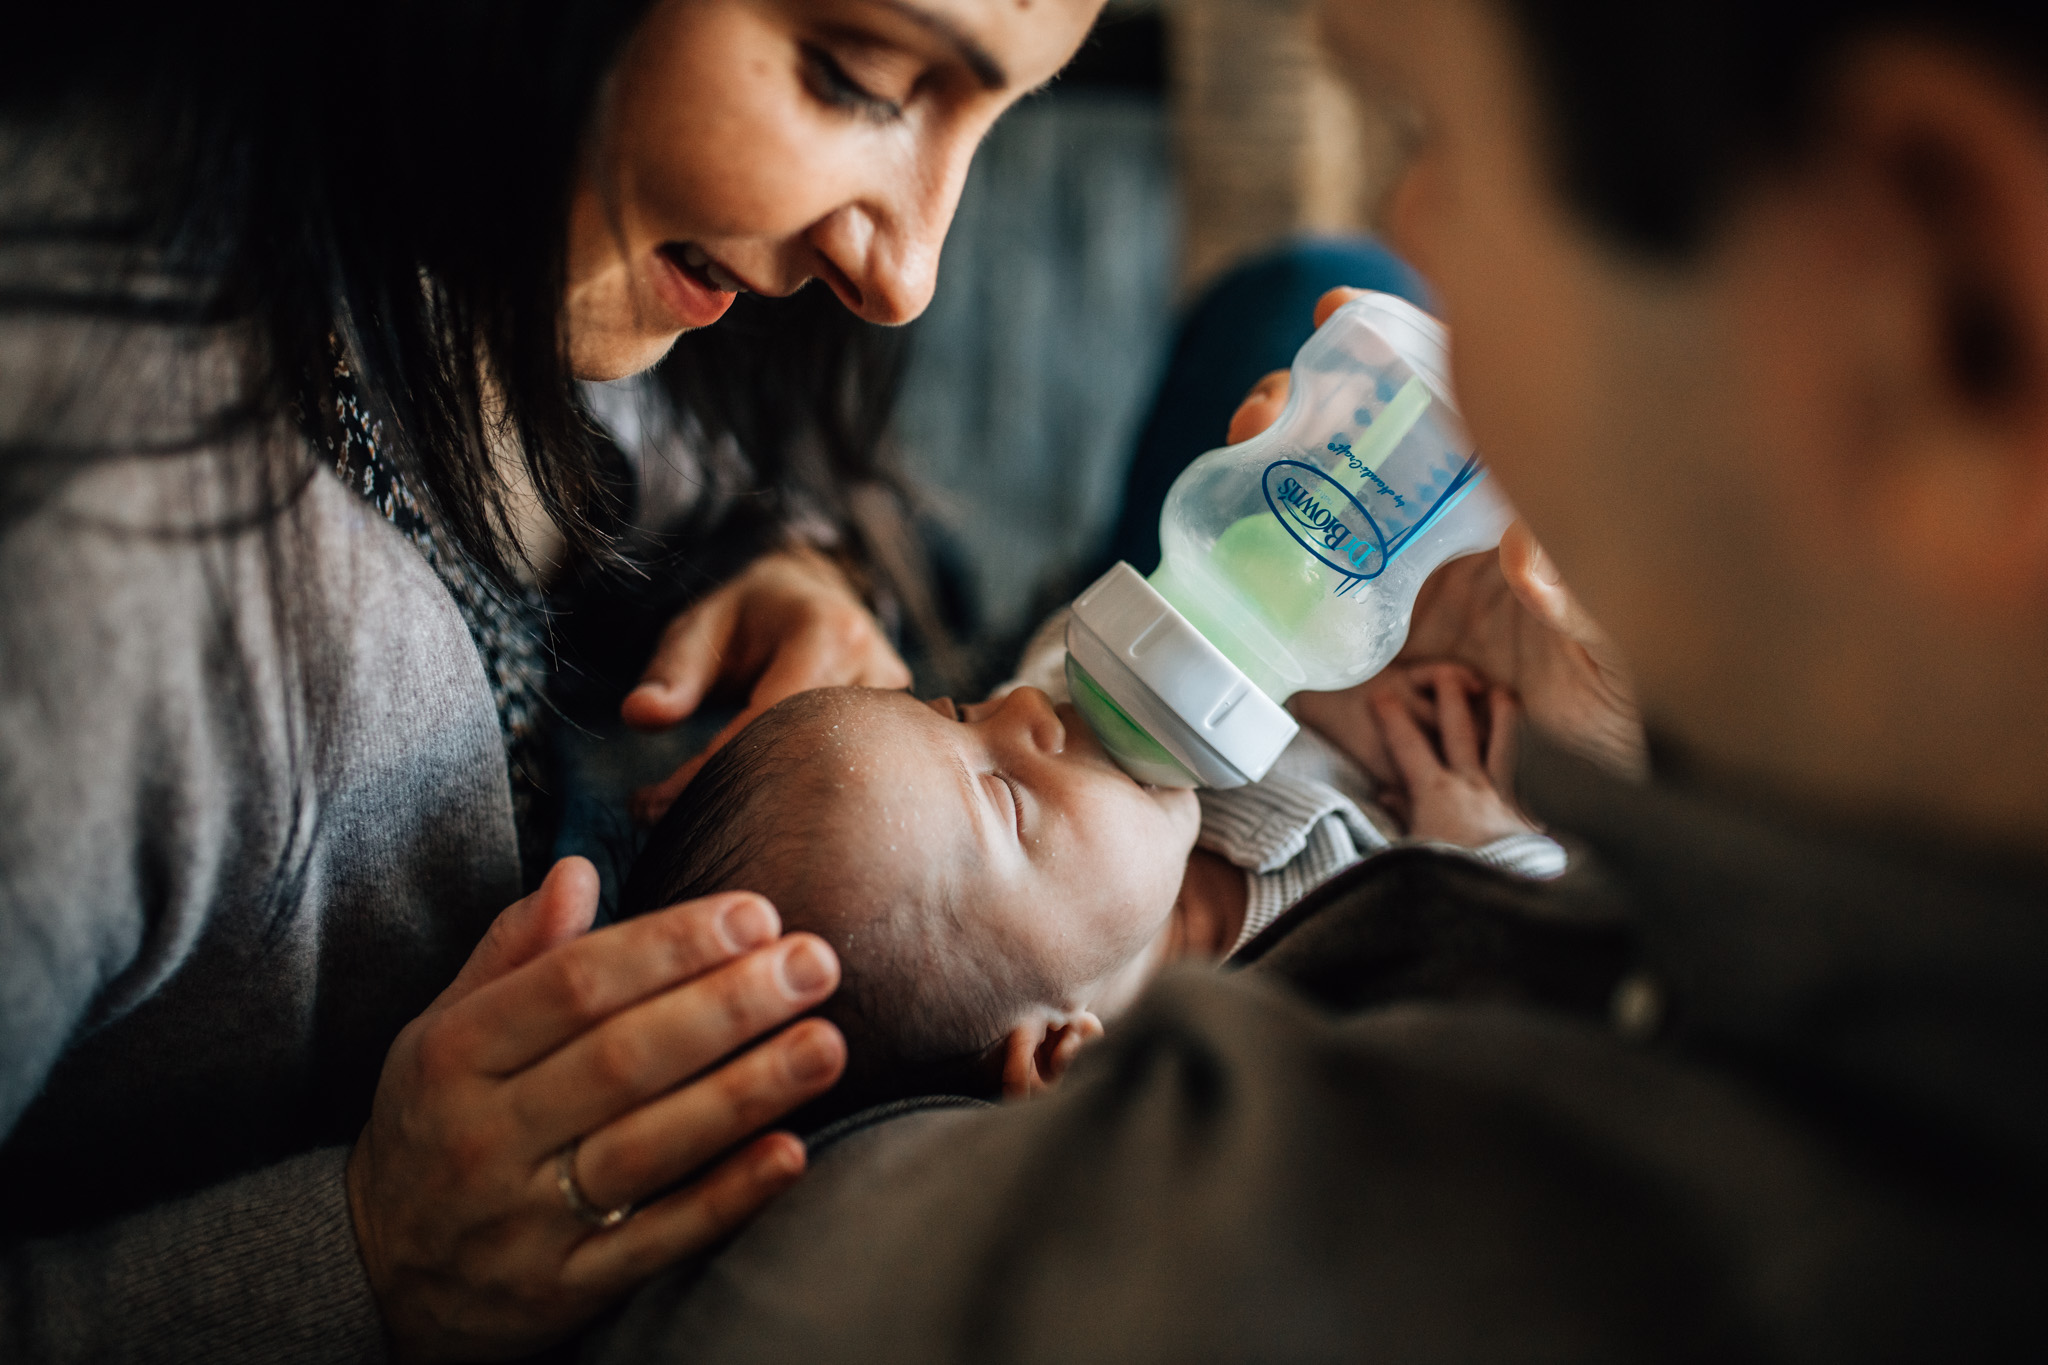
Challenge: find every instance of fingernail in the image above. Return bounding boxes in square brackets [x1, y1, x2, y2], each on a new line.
[1530, 546, 1562, 586]
[785, 1025, 844, 1085]
[778, 938, 837, 998]
[762, 1137, 806, 1180]
[718, 897, 778, 953]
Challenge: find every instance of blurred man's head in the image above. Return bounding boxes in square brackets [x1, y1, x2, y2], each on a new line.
[1323, 1, 2048, 847]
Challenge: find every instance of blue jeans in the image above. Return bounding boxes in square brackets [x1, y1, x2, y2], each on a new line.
[1095, 236, 1431, 578]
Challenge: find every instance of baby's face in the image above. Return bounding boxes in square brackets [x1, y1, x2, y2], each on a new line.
[793, 686, 1202, 1016]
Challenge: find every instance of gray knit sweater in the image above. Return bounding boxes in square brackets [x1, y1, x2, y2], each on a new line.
[0, 294, 521, 1357]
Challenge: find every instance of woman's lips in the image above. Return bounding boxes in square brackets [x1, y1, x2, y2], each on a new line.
[651, 243, 741, 330]
[675, 242, 748, 292]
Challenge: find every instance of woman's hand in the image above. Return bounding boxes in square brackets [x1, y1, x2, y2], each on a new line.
[347, 858, 847, 1363]
[623, 545, 911, 823]
[1240, 287, 1647, 777]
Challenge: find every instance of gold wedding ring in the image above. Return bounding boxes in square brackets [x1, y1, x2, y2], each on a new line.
[556, 1140, 635, 1230]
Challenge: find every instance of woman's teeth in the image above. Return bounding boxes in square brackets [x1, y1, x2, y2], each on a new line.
[677, 243, 746, 294]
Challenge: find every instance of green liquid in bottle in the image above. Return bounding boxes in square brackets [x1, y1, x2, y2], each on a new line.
[1148, 529, 1315, 705]
[1208, 514, 1326, 633]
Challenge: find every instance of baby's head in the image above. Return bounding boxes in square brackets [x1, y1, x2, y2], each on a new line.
[620, 685, 1201, 1122]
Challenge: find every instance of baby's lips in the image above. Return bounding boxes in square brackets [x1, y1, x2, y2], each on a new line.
[1053, 700, 1098, 757]
[1054, 700, 1153, 789]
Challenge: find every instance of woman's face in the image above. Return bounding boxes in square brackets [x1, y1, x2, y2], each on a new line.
[566, 0, 1100, 379]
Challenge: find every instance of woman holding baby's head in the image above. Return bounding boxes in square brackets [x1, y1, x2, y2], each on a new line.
[0, 0, 1099, 1358]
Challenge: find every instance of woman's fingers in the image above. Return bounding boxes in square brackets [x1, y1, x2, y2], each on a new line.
[509, 934, 842, 1150]
[561, 1132, 808, 1292]
[630, 743, 719, 826]
[351, 890, 842, 1361]
[637, 629, 837, 807]
[627, 547, 911, 824]
[431, 858, 601, 1016]
[629, 613, 909, 825]
[449, 893, 784, 1076]
[569, 1018, 845, 1212]
[636, 662, 909, 828]
[622, 591, 742, 732]
[743, 606, 909, 718]
[628, 545, 907, 738]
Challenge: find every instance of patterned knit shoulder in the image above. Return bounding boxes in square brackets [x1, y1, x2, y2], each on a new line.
[321, 353, 558, 881]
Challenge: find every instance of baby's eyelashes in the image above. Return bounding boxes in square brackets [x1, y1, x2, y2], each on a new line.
[989, 771, 1025, 839]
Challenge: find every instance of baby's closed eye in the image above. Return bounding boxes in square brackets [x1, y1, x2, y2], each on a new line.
[987, 771, 1024, 838]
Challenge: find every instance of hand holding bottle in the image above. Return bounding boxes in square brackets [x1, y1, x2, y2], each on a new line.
[1260, 290, 1646, 778]
[1065, 287, 1514, 788]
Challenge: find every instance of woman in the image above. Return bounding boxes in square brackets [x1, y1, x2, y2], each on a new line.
[0, 0, 1098, 1359]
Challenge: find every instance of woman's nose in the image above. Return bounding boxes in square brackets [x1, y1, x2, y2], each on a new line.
[807, 136, 976, 325]
[808, 203, 942, 325]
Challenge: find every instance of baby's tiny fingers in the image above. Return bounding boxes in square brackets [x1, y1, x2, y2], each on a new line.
[1373, 689, 1445, 785]
[1406, 660, 1484, 701]
[1434, 671, 1485, 774]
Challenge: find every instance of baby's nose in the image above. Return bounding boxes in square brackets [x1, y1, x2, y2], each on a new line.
[999, 686, 1068, 753]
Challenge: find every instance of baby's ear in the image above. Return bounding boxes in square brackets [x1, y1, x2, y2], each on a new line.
[999, 1011, 1105, 1099]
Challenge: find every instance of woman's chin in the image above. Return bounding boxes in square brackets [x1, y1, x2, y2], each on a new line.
[567, 325, 687, 383]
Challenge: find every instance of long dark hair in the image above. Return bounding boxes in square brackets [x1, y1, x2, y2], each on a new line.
[1, 0, 913, 597]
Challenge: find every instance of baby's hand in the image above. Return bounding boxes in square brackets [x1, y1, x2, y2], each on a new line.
[1290, 666, 1436, 793]
[1370, 662, 1538, 848]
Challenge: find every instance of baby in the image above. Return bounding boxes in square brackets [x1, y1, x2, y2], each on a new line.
[620, 659, 1563, 1124]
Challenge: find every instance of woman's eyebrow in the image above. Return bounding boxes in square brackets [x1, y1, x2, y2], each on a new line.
[869, 0, 1008, 89]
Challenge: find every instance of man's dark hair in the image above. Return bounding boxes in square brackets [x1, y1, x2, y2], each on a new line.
[1500, 2, 2048, 255]
[619, 690, 1042, 1130]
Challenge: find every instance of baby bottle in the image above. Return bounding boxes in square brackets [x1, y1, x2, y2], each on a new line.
[1066, 291, 1512, 788]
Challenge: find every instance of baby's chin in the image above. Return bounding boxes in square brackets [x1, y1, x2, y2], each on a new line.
[1151, 783, 1203, 844]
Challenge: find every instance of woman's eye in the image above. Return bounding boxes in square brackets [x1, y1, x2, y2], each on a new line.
[802, 45, 904, 122]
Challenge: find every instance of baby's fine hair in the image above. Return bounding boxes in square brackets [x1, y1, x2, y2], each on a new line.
[618, 688, 1031, 1128]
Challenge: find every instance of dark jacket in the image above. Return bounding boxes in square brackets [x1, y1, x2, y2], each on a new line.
[592, 743, 2048, 1363]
